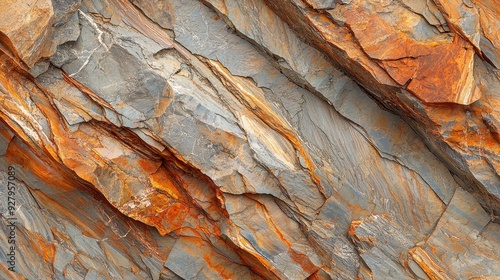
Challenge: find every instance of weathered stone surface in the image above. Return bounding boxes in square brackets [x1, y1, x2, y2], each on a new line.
[0, 0, 54, 67]
[0, 0, 499, 279]
[263, 0, 500, 214]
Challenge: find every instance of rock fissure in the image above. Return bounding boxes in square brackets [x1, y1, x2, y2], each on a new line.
[0, 0, 499, 278]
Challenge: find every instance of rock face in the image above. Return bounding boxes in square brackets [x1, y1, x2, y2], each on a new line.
[0, 0, 499, 279]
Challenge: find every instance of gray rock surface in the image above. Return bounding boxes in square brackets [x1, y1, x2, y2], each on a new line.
[0, 0, 499, 279]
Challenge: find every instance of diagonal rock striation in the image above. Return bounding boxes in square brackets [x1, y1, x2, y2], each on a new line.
[0, 0, 499, 279]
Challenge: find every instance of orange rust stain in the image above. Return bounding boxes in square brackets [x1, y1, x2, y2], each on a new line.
[347, 219, 380, 248]
[136, 191, 190, 236]
[3, 137, 112, 240]
[137, 158, 159, 173]
[165, 202, 188, 222]
[3, 137, 98, 205]
[222, 225, 283, 279]
[379, 58, 419, 86]
[164, 159, 230, 219]
[307, 270, 323, 280]
[0, 32, 21, 62]
[348, 220, 361, 237]
[344, 7, 432, 61]
[409, 247, 451, 280]
[0, 54, 65, 160]
[288, 249, 319, 274]
[25, 231, 56, 264]
[305, 10, 397, 87]
[35, 233, 56, 262]
[343, 7, 480, 104]
[150, 167, 183, 200]
[202, 252, 237, 279]
[112, 155, 129, 167]
[0, 262, 20, 279]
[405, 37, 479, 105]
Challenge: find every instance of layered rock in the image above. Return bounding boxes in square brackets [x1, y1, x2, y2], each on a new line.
[262, 0, 500, 215]
[0, 0, 499, 279]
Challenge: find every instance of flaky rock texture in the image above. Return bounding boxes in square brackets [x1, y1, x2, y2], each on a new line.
[0, 0, 499, 279]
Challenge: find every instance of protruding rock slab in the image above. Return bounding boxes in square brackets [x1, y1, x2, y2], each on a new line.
[0, 0, 499, 278]
[343, 3, 481, 105]
[0, 0, 54, 67]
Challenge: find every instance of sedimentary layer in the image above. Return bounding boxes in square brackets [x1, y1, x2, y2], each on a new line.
[0, 0, 499, 279]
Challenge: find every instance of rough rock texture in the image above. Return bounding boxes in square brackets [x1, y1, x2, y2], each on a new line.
[0, 0, 499, 279]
